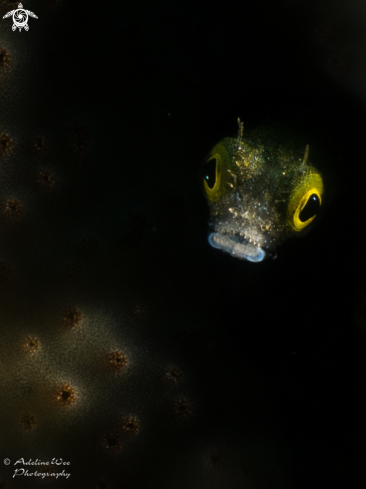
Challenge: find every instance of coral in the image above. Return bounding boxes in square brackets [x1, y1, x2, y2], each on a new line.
[0, 47, 11, 68]
[0, 134, 13, 154]
[36, 169, 54, 188]
[8, 0, 366, 488]
[102, 433, 122, 452]
[62, 307, 82, 329]
[4, 199, 22, 219]
[121, 415, 140, 435]
[21, 336, 40, 354]
[19, 414, 36, 432]
[172, 397, 193, 418]
[56, 383, 77, 406]
[31, 136, 47, 156]
[107, 351, 128, 371]
[165, 366, 183, 385]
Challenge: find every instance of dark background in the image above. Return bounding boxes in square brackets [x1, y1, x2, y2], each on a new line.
[1, 0, 366, 487]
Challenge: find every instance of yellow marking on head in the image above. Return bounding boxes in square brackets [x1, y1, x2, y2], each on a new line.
[288, 171, 323, 231]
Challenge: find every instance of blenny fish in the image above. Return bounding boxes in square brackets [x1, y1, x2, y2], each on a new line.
[201, 120, 324, 262]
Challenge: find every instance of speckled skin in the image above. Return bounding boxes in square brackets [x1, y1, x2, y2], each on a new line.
[204, 126, 324, 258]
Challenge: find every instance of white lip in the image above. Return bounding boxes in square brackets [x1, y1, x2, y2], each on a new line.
[208, 233, 266, 262]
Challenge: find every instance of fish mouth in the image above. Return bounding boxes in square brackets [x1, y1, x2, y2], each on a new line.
[208, 232, 266, 262]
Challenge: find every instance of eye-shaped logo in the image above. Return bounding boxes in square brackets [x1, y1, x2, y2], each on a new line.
[3, 2, 38, 32]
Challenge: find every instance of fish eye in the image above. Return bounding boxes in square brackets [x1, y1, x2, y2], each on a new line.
[288, 171, 323, 232]
[299, 193, 320, 222]
[203, 157, 217, 189]
[202, 153, 222, 202]
[291, 188, 322, 231]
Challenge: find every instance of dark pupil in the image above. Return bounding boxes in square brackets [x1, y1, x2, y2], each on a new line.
[203, 158, 217, 189]
[299, 193, 320, 222]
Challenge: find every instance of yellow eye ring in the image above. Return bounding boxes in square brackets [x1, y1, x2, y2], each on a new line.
[203, 153, 222, 202]
[288, 172, 323, 231]
[292, 188, 322, 231]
